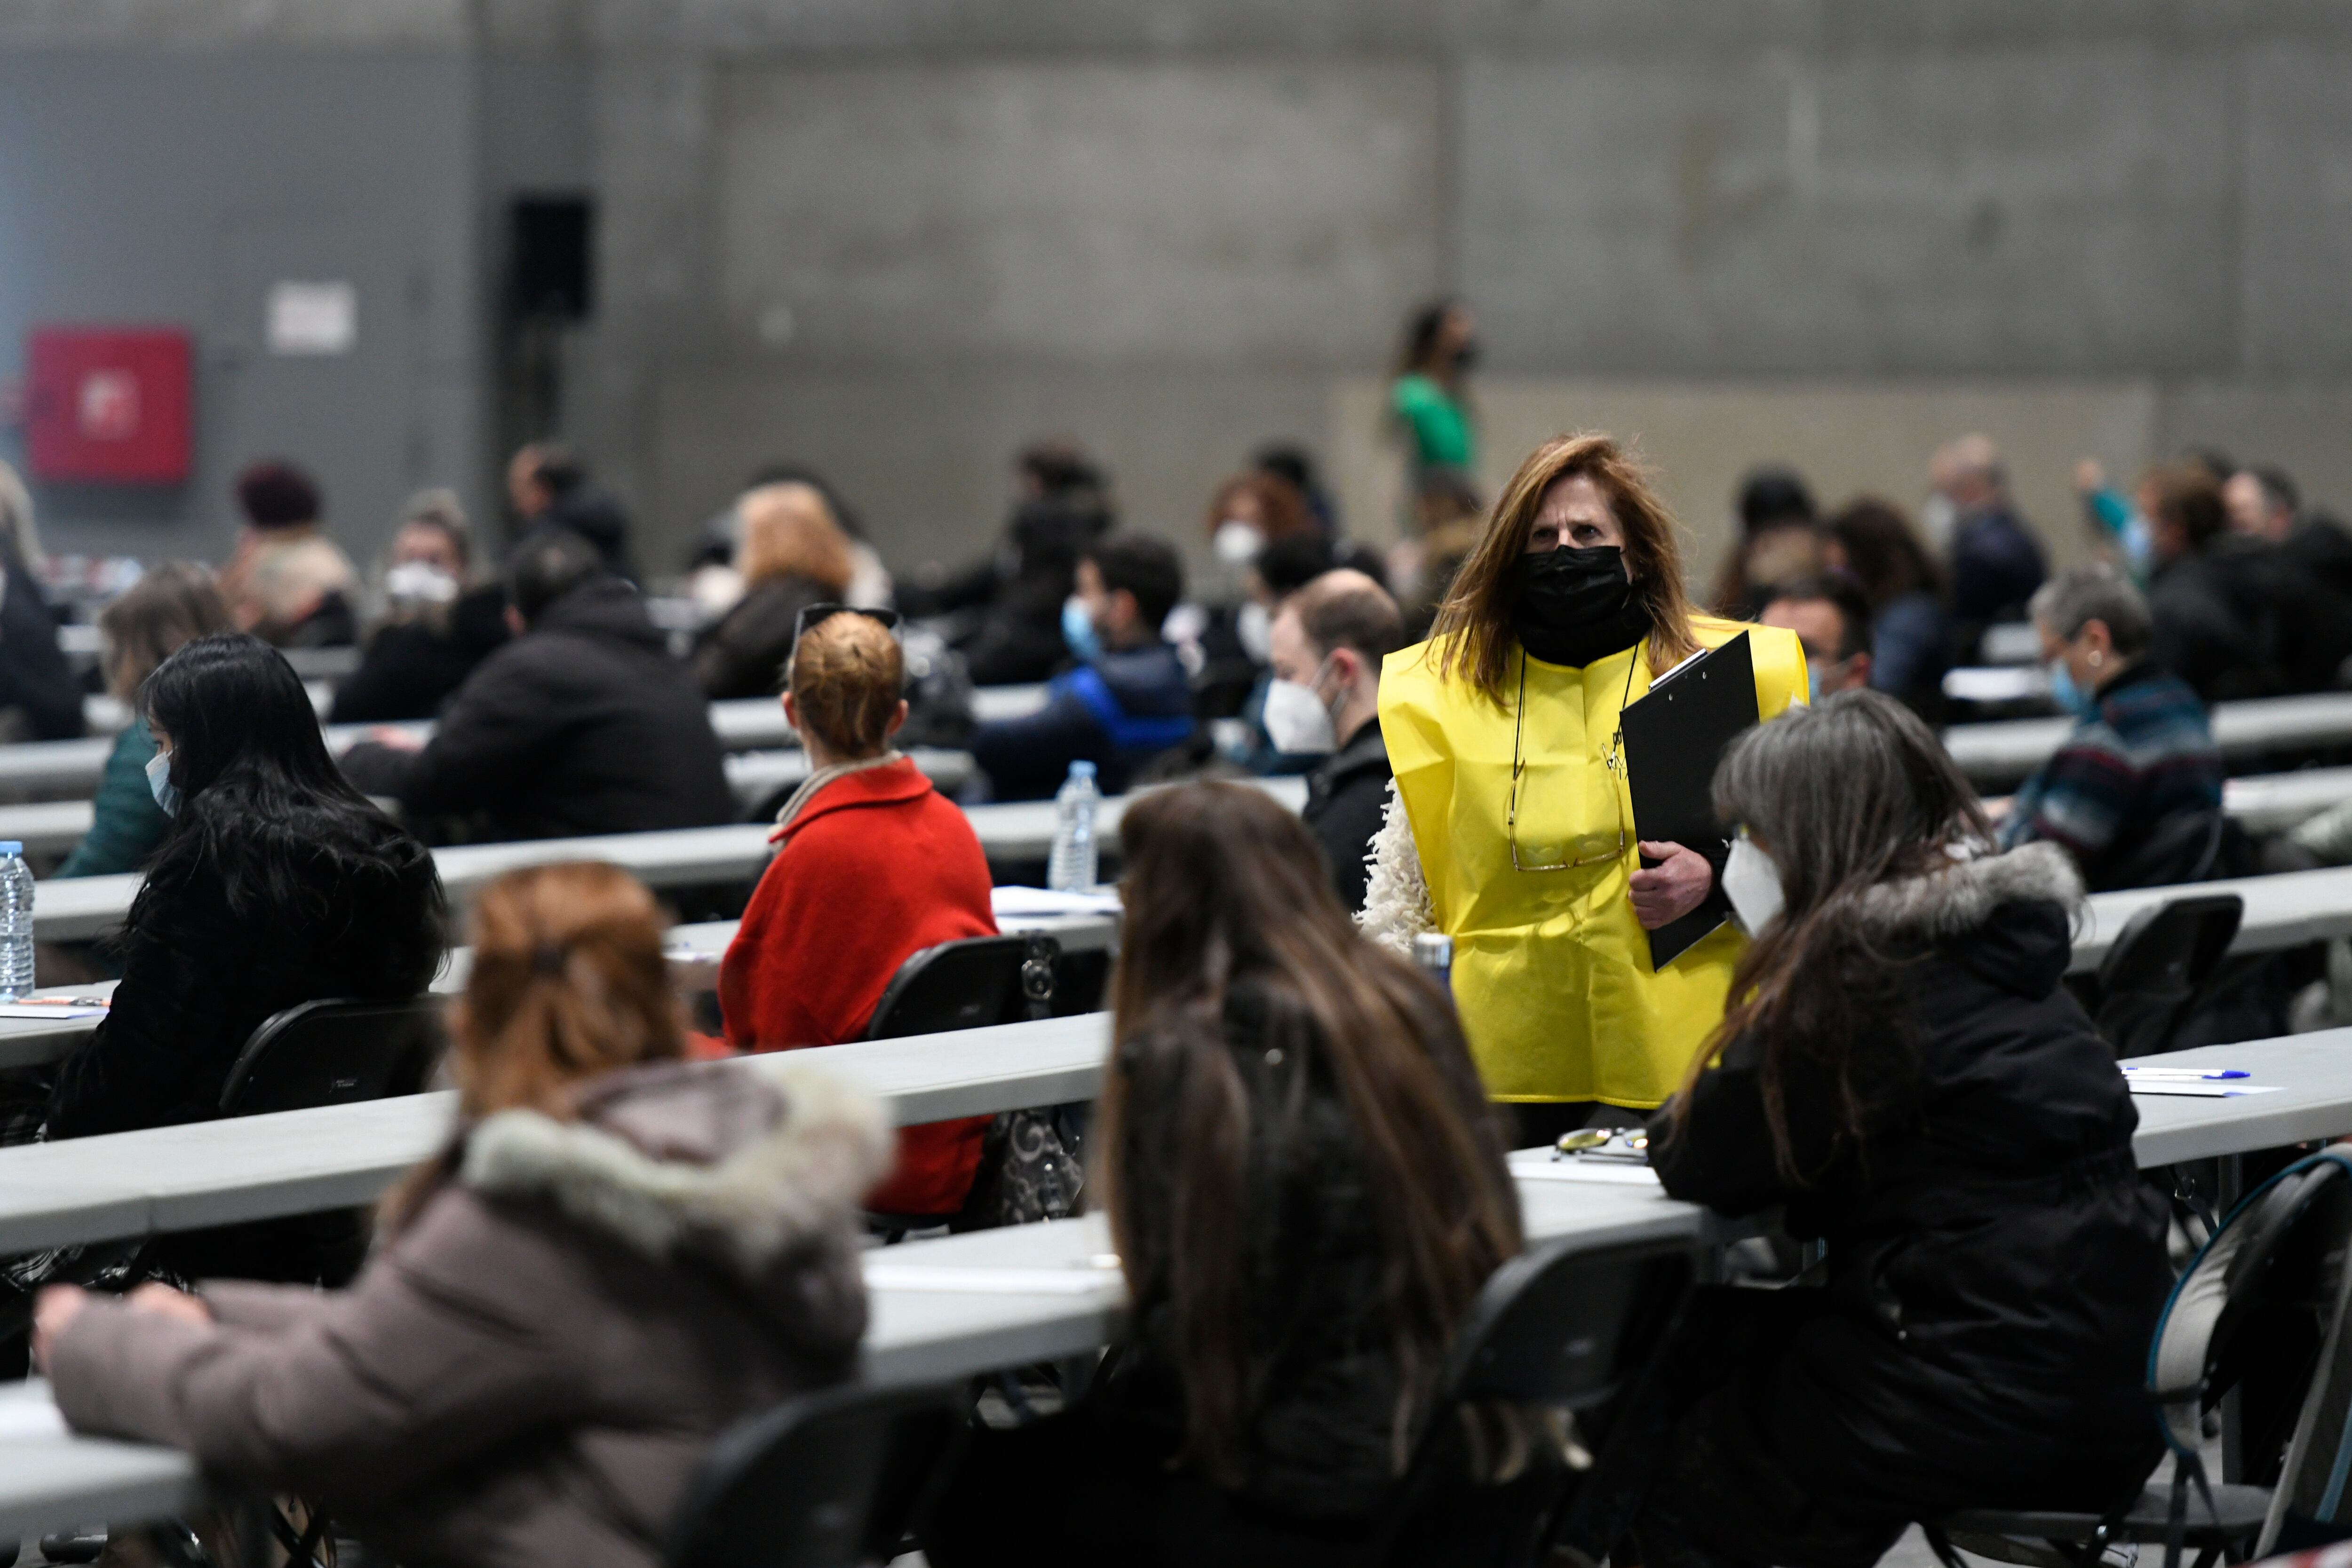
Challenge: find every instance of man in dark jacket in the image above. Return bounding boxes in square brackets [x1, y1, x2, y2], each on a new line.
[1267, 570, 1400, 912]
[2225, 464, 2352, 691]
[342, 528, 735, 840]
[968, 533, 1194, 800]
[2141, 462, 2286, 703]
[1931, 435, 2046, 663]
[0, 555, 84, 742]
[907, 445, 1116, 686]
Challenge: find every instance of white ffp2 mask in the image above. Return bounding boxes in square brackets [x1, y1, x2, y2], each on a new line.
[1721, 836, 1785, 935]
[1262, 673, 1338, 755]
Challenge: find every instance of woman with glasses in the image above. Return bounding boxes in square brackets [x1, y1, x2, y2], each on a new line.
[1361, 433, 1808, 1145]
[716, 606, 1000, 1219]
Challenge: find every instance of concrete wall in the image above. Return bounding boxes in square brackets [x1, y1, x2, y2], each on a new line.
[0, 44, 484, 566]
[6, 0, 2352, 592]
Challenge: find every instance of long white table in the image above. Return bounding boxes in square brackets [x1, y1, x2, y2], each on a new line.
[2073, 863, 2352, 975]
[20, 778, 1307, 942]
[0, 747, 974, 860]
[0, 893, 1121, 1071]
[0, 684, 1052, 801]
[1948, 692, 2352, 787]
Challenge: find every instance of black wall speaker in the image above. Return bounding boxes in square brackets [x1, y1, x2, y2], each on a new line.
[510, 196, 593, 322]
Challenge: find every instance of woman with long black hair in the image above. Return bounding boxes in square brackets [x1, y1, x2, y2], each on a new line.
[922, 781, 1522, 1567]
[1606, 690, 2170, 1568]
[47, 633, 444, 1162]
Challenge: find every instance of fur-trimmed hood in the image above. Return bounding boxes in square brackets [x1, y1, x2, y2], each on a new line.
[459, 1058, 891, 1280]
[1851, 839, 2083, 942]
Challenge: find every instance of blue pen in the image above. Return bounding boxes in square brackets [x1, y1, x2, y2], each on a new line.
[2122, 1067, 2250, 1081]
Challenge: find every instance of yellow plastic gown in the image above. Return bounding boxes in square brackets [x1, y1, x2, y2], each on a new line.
[1380, 617, 1808, 1109]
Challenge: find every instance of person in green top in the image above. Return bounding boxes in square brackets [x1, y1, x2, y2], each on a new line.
[54, 564, 231, 879]
[1390, 299, 1480, 478]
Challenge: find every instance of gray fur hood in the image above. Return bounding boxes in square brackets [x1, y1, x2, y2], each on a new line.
[459, 1058, 891, 1280]
[1851, 839, 2083, 942]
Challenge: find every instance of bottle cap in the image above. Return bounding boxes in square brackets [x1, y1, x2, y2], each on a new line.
[0, 842, 20, 855]
[1413, 932, 1454, 969]
[1068, 761, 1097, 779]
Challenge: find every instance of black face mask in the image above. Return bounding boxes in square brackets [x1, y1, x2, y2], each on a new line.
[1507, 546, 1651, 668]
[1452, 339, 1482, 372]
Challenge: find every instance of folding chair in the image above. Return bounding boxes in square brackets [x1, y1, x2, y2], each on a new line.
[1370, 1233, 1696, 1567]
[1930, 1144, 2352, 1568]
[2090, 894, 2245, 1060]
[861, 933, 1057, 1041]
[218, 995, 449, 1115]
[664, 1382, 971, 1568]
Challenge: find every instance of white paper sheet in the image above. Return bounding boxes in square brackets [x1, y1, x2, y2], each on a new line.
[1508, 1160, 1664, 1187]
[0, 1001, 108, 1021]
[864, 1262, 1125, 1296]
[2125, 1082, 2286, 1098]
[989, 886, 1123, 917]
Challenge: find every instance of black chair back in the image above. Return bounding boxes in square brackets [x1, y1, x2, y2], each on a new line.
[2093, 893, 2244, 1058]
[1375, 1234, 1695, 1566]
[664, 1382, 969, 1568]
[863, 933, 1058, 1040]
[217, 996, 448, 1117]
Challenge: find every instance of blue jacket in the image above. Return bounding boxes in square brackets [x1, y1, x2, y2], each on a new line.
[969, 642, 1195, 801]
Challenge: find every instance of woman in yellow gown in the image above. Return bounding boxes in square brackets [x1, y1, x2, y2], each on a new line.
[1361, 433, 1808, 1146]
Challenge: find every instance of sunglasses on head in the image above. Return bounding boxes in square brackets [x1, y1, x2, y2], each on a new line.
[791, 604, 904, 644]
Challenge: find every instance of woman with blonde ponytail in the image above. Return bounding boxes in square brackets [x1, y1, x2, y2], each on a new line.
[36, 862, 890, 1568]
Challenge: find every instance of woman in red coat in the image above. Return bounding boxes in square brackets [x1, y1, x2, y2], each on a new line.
[720, 607, 999, 1215]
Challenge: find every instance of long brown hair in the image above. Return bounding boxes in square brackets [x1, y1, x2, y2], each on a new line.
[1099, 782, 1523, 1482]
[1426, 432, 1701, 703]
[99, 563, 232, 701]
[381, 862, 685, 1234]
[1666, 691, 1991, 1180]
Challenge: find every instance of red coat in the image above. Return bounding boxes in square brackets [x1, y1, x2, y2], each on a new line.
[719, 758, 998, 1214]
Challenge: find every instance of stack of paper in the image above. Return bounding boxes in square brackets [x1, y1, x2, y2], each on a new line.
[2120, 1066, 2284, 1098]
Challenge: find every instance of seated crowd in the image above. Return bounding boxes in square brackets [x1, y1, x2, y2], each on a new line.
[0, 408, 2349, 1568]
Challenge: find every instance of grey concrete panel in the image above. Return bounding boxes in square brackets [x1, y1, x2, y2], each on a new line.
[1461, 45, 2235, 375]
[2237, 45, 2352, 374]
[0, 49, 483, 562]
[713, 61, 1442, 368]
[2159, 380, 2352, 519]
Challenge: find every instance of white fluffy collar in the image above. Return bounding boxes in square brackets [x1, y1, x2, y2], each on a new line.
[458, 1061, 890, 1276]
[1851, 840, 2083, 941]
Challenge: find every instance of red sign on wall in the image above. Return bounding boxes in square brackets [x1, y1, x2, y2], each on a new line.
[24, 328, 192, 485]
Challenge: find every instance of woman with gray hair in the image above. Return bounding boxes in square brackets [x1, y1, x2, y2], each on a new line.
[2000, 562, 2226, 889]
[1585, 690, 2169, 1568]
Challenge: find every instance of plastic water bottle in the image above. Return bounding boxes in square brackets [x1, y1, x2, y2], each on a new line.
[0, 841, 33, 1002]
[1413, 932, 1454, 995]
[1047, 762, 1101, 892]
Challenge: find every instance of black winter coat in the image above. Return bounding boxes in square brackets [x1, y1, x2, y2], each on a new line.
[692, 575, 833, 700]
[328, 586, 511, 724]
[0, 564, 85, 741]
[1100, 976, 1506, 1523]
[48, 806, 443, 1144]
[342, 580, 737, 841]
[1302, 721, 1391, 915]
[1648, 841, 2170, 1516]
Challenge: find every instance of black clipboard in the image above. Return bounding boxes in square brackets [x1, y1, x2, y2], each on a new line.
[1618, 632, 1761, 969]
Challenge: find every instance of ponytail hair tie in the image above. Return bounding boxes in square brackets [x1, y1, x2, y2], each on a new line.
[532, 944, 569, 977]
